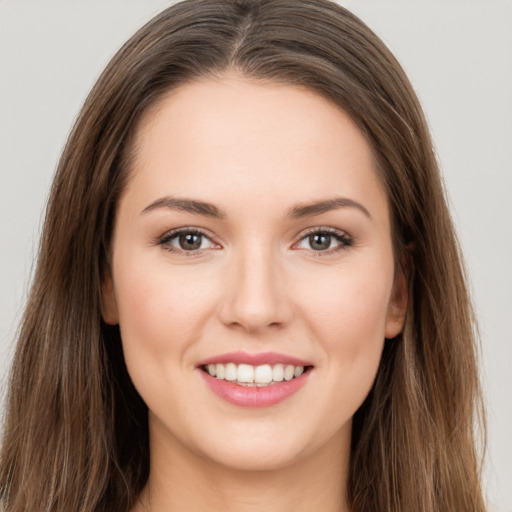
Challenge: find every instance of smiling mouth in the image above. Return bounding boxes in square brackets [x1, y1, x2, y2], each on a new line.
[201, 363, 313, 387]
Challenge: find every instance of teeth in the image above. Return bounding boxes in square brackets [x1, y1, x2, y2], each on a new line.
[215, 363, 225, 379]
[284, 365, 295, 381]
[225, 363, 237, 381]
[254, 364, 273, 384]
[205, 363, 307, 386]
[272, 364, 284, 382]
[237, 364, 254, 383]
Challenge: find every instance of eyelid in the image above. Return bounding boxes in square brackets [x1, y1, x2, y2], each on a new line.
[291, 226, 353, 254]
[156, 227, 222, 254]
[154, 225, 352, 255]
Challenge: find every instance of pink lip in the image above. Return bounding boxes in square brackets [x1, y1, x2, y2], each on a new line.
[197, 351, 312, 367]
[199, 369, 311, 408]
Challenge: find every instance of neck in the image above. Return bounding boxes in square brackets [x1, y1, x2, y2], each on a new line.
[133, 419, 351, 512]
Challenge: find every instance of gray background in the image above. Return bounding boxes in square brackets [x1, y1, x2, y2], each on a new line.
[1, 1, 510, 510]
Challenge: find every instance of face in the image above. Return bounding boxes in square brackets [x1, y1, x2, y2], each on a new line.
[102, 74, 407, 472]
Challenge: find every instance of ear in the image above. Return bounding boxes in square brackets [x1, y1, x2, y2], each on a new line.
[101, 272, 119, 325]
[384, 264, 409, 339]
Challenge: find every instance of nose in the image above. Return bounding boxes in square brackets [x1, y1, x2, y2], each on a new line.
[218, 245, 293, 333]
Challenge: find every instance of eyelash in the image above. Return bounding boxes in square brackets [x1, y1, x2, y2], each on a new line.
[294, 227, 353, 255]
[157, 228, 219, 256]
[156, 227, 353, 256]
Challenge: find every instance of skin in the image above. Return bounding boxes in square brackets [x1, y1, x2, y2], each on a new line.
[102, 73, 408, 512]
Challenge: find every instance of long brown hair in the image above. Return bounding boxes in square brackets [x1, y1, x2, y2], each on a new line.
[0, 1, 486, 510]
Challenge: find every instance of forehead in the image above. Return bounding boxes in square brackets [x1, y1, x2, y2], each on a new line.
[123, 74, 389, 226]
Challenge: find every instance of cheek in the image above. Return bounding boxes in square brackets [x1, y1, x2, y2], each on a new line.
[298, 267, 391, 427]
[113, 258, 219, 364]
[296, 258, 393, 387]
[112, 259, 223, 419]
[300, 262, 392, 339]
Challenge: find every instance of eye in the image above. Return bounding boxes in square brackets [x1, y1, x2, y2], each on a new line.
[159, 229, 218, 253]
[294, 229, 352, 253]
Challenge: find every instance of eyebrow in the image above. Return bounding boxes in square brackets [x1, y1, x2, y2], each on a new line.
[141, 197, 226, 218]
[288, 197, 372, 220]
[141, 195, 371, 220]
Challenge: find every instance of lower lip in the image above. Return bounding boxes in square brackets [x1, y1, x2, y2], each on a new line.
[199, 369, 311, 407]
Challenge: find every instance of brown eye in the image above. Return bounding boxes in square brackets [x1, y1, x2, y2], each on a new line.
[178, 232, 203, 250]
[294, 229, 351, 253]
[308, 233, 332, 251]
[160, 229, 217, 252]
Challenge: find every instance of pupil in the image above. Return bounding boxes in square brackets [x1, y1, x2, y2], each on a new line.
[179, 233, 202, 250]
[309, 233, 331, 250]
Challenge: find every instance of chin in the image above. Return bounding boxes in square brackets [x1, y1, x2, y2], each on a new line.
[203, 439, 312, 472]
[187, 416, 350, 474]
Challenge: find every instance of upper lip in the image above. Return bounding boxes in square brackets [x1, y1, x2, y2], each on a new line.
[196, 351, 313, 368]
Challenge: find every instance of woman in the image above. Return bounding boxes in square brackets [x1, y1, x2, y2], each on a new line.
[0, 1, 486, 511]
